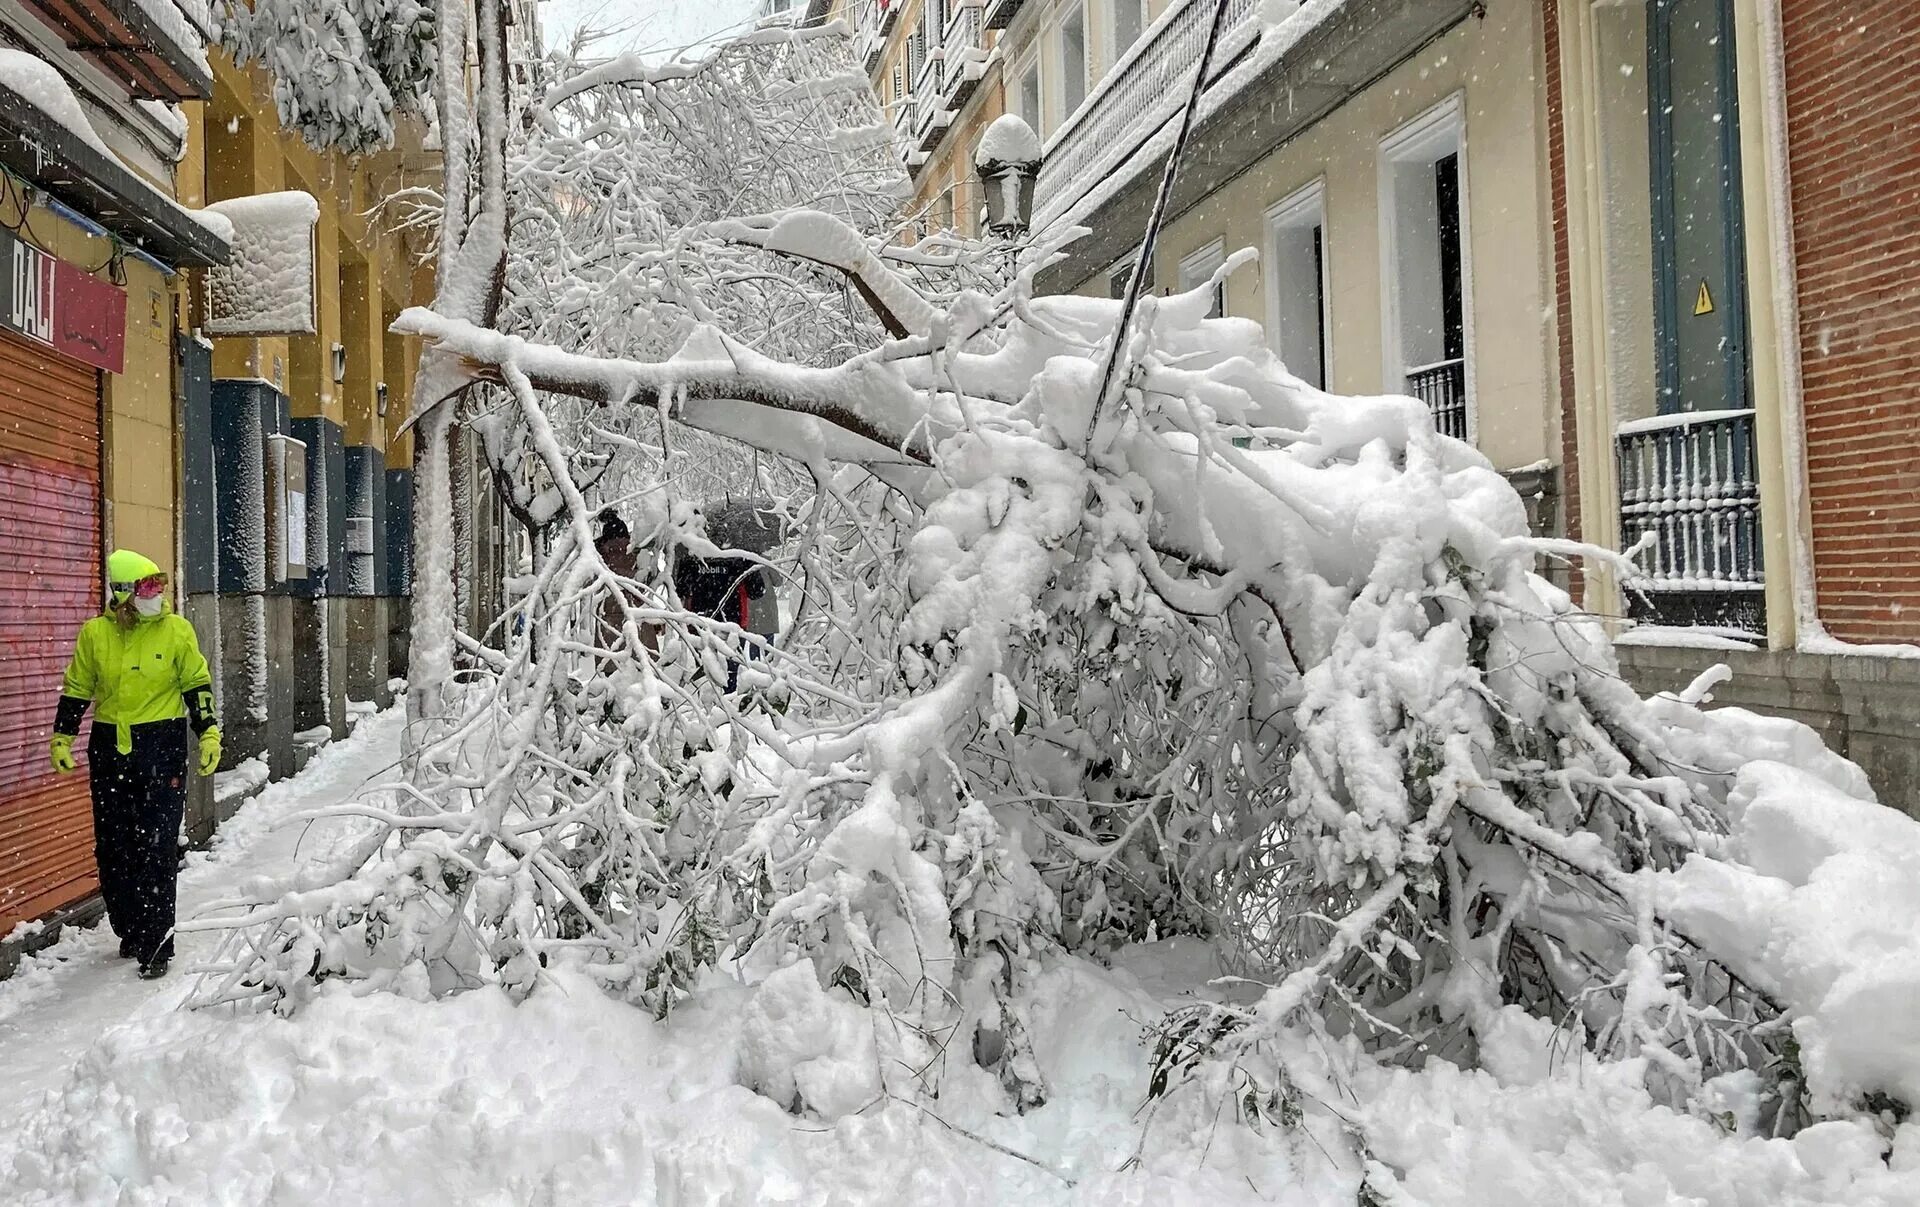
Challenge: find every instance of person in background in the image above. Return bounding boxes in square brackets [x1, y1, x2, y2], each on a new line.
[47, 549, 220, 980]
[594, 508, 657, 652]
[672, 546, 768, 693]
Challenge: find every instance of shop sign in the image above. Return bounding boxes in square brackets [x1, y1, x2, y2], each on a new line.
[0, 226, 126, 374]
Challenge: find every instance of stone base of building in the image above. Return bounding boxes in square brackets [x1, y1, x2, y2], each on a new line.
[1615, 642, 1920, 819]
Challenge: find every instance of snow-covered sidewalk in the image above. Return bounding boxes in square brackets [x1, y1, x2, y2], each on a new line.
[0, 706, 403, 1122]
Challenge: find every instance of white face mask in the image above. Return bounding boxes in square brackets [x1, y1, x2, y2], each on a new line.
[134, 594, 165, 617]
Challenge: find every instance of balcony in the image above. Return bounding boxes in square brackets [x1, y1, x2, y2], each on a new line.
[878, 0, 900, 36]
[942, 1, 989, 108]
[1405, 357, 1467, 442]
[1616, 409, 1765, 633]
[913, 50, 951, 151]
[861, 29, 884, 75]
[983, 0, 1026, 30]
[1036, 0, 1262, 225]
[1032, 0, 1480, 293]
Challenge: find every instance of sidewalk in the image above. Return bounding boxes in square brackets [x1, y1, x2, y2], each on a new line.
[0, 706, 403, 1126]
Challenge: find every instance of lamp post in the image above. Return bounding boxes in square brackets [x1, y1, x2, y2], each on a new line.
[974, 114, 1041, 238]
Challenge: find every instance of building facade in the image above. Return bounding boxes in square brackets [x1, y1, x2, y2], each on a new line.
[1006, 0, 1562, 533]
[0, 0, 226, 943]
[0, 1, 525, 954]
[848, 0, 1007, 235]
[1552, 0, 1920, 815]
[990, 0, 1920, 814]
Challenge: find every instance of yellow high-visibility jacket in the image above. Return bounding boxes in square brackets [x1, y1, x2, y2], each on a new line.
[59, 607, 213, 754]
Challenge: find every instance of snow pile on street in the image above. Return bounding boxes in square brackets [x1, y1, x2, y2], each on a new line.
[1652, 760, 1920, 1115]
[6, 945, 1915, 1204]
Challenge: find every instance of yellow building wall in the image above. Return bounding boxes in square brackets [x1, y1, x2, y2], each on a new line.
[197, 55, 431, 467]
[1135, 2, 1557, 472]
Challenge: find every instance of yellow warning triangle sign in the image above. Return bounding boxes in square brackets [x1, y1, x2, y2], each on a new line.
[1694, 279, 1715, 316]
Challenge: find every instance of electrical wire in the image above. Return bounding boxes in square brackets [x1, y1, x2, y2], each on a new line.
[1081, 0, 1236, 453]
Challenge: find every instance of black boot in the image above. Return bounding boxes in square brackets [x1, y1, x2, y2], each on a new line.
[137, 955, 170, 980]
[118, 938, 134, 959]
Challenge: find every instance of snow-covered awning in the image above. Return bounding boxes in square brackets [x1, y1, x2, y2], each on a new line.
[19, 0, 211, 102]
[200, 191, 320, 336]
[0, 50, 228, 267]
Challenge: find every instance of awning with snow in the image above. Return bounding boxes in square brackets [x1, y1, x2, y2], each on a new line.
[20, 0, 212, 103]
[0, 63, 228, 268]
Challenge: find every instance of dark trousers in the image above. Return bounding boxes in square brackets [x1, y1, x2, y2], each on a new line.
[87, 719, 188, 963]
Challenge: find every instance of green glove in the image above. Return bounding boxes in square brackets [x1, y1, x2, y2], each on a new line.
[197, 726, 221, 777]
[49, 733, 76, 774]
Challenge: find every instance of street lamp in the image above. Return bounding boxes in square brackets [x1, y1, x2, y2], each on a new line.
[974, 114, 1041, 238]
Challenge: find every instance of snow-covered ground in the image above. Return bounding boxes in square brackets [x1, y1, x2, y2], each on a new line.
[1, 707, 1915, 1205]
[0, 711, 402, 1147]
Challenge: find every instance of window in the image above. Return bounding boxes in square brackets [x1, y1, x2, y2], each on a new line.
[1061, 7, 1087, 119]
[1107, 258, 1136, 301]
[1178, 239, 1226, 319]
[1018, 59, 1041, 132]
[1113, 0, 1146, 62]
[1648, 0, 1749, 415]
[1380, 96, 1470, 440]
[1265, 182, 1330, 391]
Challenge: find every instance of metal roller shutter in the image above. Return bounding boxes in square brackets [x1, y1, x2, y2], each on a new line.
[0, 331, 102, 935]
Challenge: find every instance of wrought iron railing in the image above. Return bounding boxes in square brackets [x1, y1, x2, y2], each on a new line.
[982, 0, 1025, 30]
[1034, 0, 1261, 223]
[1616, 408, 1764, 630]
[878, 0, 900, 36]
[1406, 357, 1467, 441]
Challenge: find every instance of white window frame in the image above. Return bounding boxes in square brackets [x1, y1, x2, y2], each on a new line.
[1377, 92, 1474, 441]
[1012, 48, 1043, 135]
[1264, 179, 1332, 391]
[1058, 3, 1089, 123]
[1177, 237, 1227, 318]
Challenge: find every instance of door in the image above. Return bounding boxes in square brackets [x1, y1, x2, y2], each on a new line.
[0, 331, 102, 934]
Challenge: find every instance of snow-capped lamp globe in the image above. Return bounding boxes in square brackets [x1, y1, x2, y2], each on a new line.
[974, 113, 1041, 237]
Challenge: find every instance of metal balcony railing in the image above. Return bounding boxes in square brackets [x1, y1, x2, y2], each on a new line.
[878, 0, 900, 36]
[1035, 0, 1261, 224]
[1616, 408, 1765, 631]
[1406, 357, 1467, 441]
[982, 0, 1025, 29]
[942, 2, 988, 106]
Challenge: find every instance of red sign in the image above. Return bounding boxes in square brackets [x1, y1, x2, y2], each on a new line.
[0, 228, 126, 374]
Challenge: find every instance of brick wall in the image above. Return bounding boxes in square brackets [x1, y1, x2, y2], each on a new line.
[1783, 0, 1920, 644]
[1542, 0, 1581, 551]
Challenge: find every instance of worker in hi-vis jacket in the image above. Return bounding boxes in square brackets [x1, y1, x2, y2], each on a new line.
[48, 549, 220, 980]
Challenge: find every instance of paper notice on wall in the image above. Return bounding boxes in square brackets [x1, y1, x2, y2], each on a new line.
[287, 489, 307, 567]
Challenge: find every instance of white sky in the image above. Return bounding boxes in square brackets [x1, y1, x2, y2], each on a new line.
[539, 0, 766, 58]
